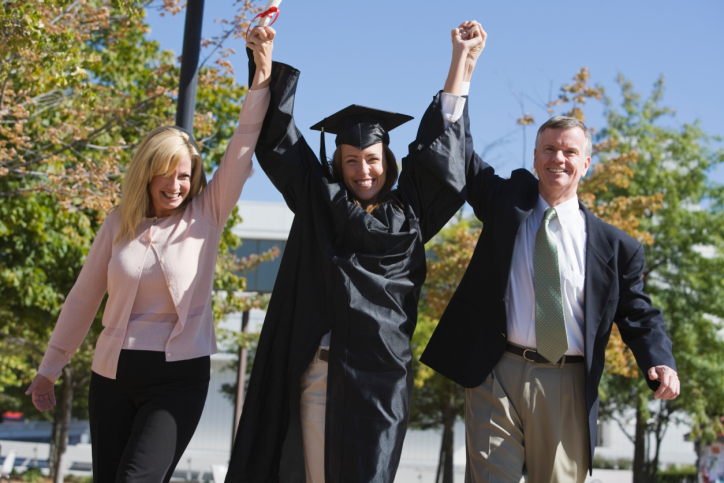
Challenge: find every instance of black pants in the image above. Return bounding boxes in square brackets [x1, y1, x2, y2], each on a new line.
[88, 350, 210, 483]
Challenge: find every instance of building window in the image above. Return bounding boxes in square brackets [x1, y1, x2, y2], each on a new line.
[235, 239, 286, 293]
[596, 421, 605, 447]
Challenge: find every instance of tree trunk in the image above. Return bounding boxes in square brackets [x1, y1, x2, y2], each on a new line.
[648, 406, 669, 483]
[436, 386, 457, 483]
[632, 395, 648, 483]
[48, 366, 73, 483]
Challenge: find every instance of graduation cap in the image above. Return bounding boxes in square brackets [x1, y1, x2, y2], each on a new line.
[310, 105, 413, 170]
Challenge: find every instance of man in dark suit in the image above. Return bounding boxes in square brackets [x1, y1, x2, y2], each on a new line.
[420, 115, 680, 482]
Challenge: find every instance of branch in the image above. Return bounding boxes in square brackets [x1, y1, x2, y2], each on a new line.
[7, 91, 167, 170]
[85, 143, 133, 151]
[612, 413, 636, 445]
[72, 373, 92, 390]
[0, 186, 42, 198]
[644, 260, 666, 278]
[49, 0, 82, 26]
[3, 336, 45, 357]
[0, 75, 9, 111]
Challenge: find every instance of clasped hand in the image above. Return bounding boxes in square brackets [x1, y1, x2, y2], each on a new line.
[452, 20, 486, 65]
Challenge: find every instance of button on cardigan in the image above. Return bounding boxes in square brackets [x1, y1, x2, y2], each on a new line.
[37, 87, 271, 382]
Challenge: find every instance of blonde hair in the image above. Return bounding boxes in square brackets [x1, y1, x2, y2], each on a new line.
[331, 144, 398, 213]
[115, 126, 206, 243]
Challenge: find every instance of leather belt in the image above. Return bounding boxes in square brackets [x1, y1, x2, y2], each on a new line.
[318, 348, 329, 362]
[505, 343, 584, 364]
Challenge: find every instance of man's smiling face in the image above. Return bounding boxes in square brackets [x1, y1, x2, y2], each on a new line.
[533, 126, 591, 206]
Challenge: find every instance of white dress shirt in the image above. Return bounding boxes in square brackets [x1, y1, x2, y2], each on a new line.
[506, 195, 587, 355]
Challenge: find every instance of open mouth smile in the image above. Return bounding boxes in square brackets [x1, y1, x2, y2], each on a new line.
[355, 179, 376, 188]
[162, 191, 182, 200]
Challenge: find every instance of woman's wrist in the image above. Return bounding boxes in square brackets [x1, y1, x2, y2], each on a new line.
[251, 64, 272, 90]
[444, 49, 467, 95]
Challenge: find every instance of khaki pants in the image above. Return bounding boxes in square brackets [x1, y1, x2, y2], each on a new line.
[300, 347, 329, 483]
[465, 350, 589, 483]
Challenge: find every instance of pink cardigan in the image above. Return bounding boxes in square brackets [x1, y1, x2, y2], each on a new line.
[38, 88, 271, 382]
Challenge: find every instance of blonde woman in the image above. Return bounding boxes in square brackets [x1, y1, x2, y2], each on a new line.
[25, 27, 274, 483]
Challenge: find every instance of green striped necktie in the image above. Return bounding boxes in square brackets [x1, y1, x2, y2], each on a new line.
[535, 207, 569, 363]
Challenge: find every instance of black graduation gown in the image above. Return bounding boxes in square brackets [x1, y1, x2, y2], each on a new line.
[225, 54, 471, 483]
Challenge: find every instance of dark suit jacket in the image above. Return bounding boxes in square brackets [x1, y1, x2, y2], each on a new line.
[420, 111, 676, 469]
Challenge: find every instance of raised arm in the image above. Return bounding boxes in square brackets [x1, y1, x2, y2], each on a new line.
[248, 25, 274, 90]
[245, 27, 327, 213]
[196, 26, 273, 228]
[444, 20, 486, 96]
[397, 22, 487, 241]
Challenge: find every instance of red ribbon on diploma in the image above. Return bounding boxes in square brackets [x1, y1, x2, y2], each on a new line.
[246, 7, 280, 38]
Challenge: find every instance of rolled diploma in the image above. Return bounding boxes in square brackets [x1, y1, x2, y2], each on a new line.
[257, 0, 282, 27]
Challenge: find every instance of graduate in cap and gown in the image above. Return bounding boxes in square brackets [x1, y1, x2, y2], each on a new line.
[226, 20, 487, 483]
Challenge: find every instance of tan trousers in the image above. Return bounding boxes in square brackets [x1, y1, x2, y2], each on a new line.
[300, 347, 329, 483]
[464, 351, 589, 483]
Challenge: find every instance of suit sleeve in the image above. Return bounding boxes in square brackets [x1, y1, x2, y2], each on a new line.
[614, 244, 676, 391]
[458, 94, 512, 224]
[398, 91, 522, 240]
[246, 48, 327, 214]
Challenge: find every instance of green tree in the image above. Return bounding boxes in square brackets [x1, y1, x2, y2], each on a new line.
[593, 75, 724, 483]
[411, 216, 480, 483]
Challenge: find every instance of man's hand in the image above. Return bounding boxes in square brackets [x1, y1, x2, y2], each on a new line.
[648, 365, 680, 400]
[25, 373, 56, 412]
[451, 21, 486, 83]
[445, 21, 487, 94]
[455, 20, 486, 64]
[247, 26, 276, 89]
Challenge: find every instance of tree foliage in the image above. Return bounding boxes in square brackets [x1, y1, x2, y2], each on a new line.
[0, 0, 273, 479]
[593, 75, 724, 482]
[410, 216, 480, 483]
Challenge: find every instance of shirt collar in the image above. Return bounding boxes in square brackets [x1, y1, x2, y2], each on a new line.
[535, 195, 581, 228]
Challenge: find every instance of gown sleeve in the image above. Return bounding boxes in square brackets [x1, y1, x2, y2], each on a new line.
[396, 91, 471, 243]
[246, 48, 329, 213]
[401, 89, 513, 231]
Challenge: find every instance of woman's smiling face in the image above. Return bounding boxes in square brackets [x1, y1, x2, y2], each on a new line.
[148, 155, 192, 217]
[340, 143, 387, 205]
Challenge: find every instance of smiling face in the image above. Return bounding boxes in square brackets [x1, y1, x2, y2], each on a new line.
[533, 127, 592, 207]
[148, 155, 192, 217]
[340, 143, 387, 205]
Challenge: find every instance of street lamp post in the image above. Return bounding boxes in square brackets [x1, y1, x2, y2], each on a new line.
[175, 0, 206, 133]
[232, 309, 251, 442]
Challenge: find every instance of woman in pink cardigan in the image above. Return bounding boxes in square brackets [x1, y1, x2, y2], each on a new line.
[25, 27, 275, 483]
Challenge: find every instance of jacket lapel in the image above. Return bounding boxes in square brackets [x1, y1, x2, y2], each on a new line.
[582, 204, 615, 371]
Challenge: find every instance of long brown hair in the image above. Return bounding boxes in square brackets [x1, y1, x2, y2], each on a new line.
[330, 144, 398, 213]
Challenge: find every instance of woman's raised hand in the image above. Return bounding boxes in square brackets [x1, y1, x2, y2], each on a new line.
[247, 26, 276, 89]
[25, 373, 56, 412]
[452, 20, 486, 67]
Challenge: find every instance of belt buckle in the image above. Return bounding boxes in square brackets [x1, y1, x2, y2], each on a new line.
[522, 349, 536, 362]
[318, 348, 329, 362]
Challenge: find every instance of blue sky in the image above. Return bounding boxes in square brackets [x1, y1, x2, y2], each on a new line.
[145, 0, 724, 204]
